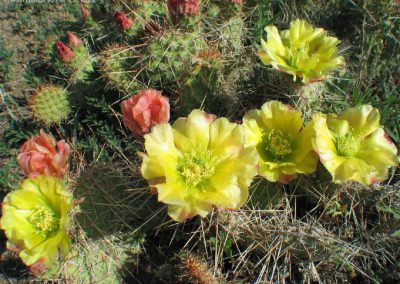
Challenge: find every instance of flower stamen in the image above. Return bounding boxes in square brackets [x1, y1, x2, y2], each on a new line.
[264, 129, 293, 161]
[336, 132, 361, 157]
[288, 43, 310, 68]
[177, 150, 215, 189]
[28, 207, 59, 236]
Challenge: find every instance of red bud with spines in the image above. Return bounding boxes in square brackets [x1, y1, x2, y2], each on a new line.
[80, 5, 90, 19]
[56, 41, 75, 62]
[167, 0, 200, 18]
[113, 11, 133, 31]
[67, 31, 82, 49]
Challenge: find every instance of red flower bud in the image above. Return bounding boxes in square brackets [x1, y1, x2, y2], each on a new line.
[121, 89, 170, 137]
[168, 0, 200, 18]
[67, 31, 82, 49]
[113, 11, 132, 31]
[17, 129, 70, 179]
[80, 5, 90, 19]
[56, 41, 75, 62]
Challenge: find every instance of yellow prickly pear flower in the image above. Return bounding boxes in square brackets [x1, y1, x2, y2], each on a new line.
[243, 101, 318, 183]
[312, 105, 399, 184]
[258, 19, 345, 83]
[141, 109, 258, 222]
[0, 176, 73, 271]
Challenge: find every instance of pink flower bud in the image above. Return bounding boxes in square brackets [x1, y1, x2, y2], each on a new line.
[168, 0, 200, 18]
[67, 31, 82, 49]
[56, 41, 75, 62]
[17, 130, 70, 178]
[121, 89, 170, 137]
[113, 11, 133, 31]
[80, 5, 90, 19]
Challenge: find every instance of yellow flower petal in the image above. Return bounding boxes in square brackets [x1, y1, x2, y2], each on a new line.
[356, 128, 399, 178]
[258, 49, 272, 65]
[172, 109, 215, 149]
[338, 105, 380, 138]
[141, 109, 258, 222]
[243, 101, 317, 183]
[243, 110, 263, 147]
[313, 106, 399, 184]
[260, 101, 303, 137]
[208, 117, 244, 157]
[0, 176, 73, 268]
[259, 19, 345, 82]
[144, 123, 180, 166]
[332, 157, 374, 184]
[157, 182, 186, 206]
[141, 153, 165, 180]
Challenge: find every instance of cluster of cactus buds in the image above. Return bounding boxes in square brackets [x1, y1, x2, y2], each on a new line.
[52, 32, 93, 82]
[56, 32, 82, 62]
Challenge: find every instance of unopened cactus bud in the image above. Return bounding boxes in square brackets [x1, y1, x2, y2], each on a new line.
[80, 5, 90, 19]
[168, 0, 200, 17]
[67, 31, 82, 49]
[113, 11, 133, 31]
[56, 41, 74, 62]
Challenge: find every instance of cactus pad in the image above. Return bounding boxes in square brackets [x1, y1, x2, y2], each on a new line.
[30, 85, 71, 125]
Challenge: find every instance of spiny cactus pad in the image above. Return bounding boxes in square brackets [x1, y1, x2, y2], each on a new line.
[179, 61, 221, 113]
[144, 30, 206, 84]
[100, 44, 142, 93]
[114, 1, 167, 36]
[67, 44, 94, 82]
[219, 16, 245, 52]
[30, 85, 71, 125]
[60, 232, 144, 284]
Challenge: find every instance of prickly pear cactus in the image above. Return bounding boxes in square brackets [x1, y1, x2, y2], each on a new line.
[61, 231, 144, 284]
[178, 53, 222, 113]
[290, 81, 326, 119]
[112, 1, 167, 37]
[62, 45, 93, 82]
[53, 163, 150, 283]
[100, 44, 143, 93]
[219, 16, 245, 52]
[144, 30, 206, 84]
[139, 0, 167, 21]
[42, 31, 93, 83]
[29, 85, 71, 125]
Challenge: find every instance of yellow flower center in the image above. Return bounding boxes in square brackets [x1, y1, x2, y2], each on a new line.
[288, 43, 310, 68]
[177, 150, 216, 188]
[336, 133, 361, 157]
[264, 129, 293, 161]
[28, 207, 59, 236]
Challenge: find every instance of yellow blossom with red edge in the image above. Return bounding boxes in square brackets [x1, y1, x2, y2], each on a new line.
[312, 105, 399, 184]
[0, 176, 73, 272]
[243, 101, 318, 183]
[140, 109, 258, 222]
[258, 19, 345, 83]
